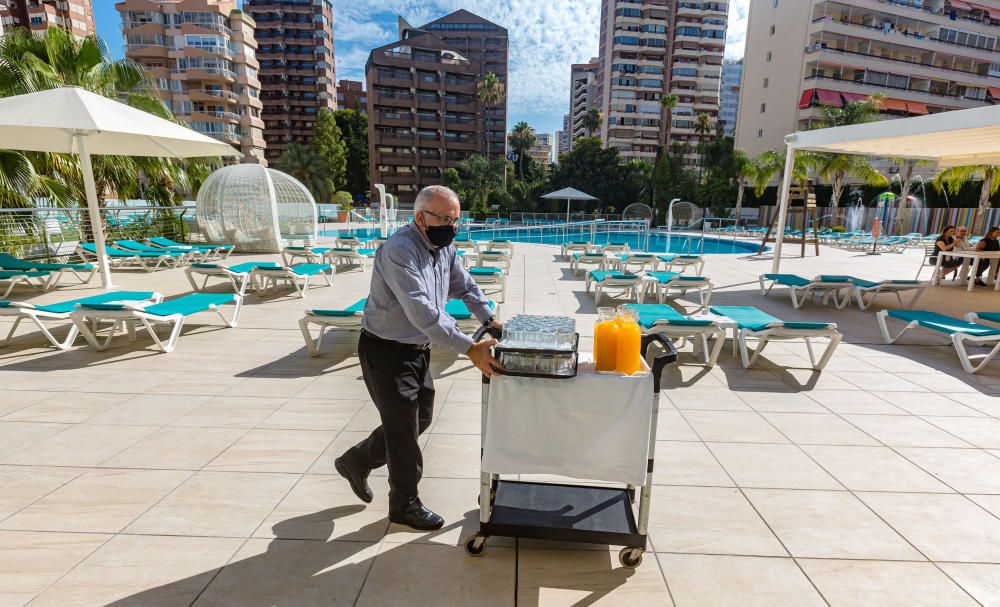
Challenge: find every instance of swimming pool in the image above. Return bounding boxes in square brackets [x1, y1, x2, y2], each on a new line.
[320, 227, 765, 255]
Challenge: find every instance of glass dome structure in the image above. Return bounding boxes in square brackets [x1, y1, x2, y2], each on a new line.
[196, 164, 317, 252]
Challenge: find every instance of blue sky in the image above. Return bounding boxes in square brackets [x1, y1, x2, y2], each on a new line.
[95, 1, 750, 136]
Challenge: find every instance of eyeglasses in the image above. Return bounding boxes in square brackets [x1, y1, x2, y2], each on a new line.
[421, 209, 460, 226]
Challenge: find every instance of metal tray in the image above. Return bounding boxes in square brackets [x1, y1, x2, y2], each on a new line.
[494, 350, 579, 379]
[494, 332, 579, 355]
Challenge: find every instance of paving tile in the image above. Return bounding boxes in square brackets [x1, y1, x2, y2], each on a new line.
[762, 412, 880, 445]
[168, 395, 287, 428]
[221, 375, 316, 398]
[0, 468, 189, 533]
[2, 423, 158, 466]
[664, 387, 751, 411]
[708, 442, 842, 489]
[0, 530, 108, 607]
[0, 390, 53, 417]
[652, 441, 733, 487]
[193, 538, 379, 607]
[842, 414, 972, 448]
[745, 489, 922, 559]
[806, 390, 904, 415]
[0, 421, 69, 459]
[517, 548, 673, 606]
[897, 447, 1000, 493]
[836, 372, 929, 392]
[84, 393, 210, 426]
[736, 391, 828, 413]
[99, 427, 247, 470]
[799, 559, 978, 607]
[937, 563, 1000, 607]
[655, 409, 701, 441]
[203, 428, 334, 473]
[921, 416, 1000, 449]
[28, 534, 244, 607]
[858, 492, 1000, 562]
[253, 475, 390, 542]
[356, 543, 515, 607]
[647, 486, 786, 556]
[255, 398, 365, 431]
[294, 374, 373, 400]
[431, 402, 482, 434]
[680, 410, 788, 443]
[2, 392, 132, 423]
[0, 465, 84, 521]
[658, 554, 826, 606]
[872, 391, 986, 416]
[802, 445, 952, 493]
[124, 471, 299, 537]
[422, 433, 481, 479]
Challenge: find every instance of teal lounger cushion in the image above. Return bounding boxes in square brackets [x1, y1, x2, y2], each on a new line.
[286, 264, 331, 275]
[444, 299, 496, 320]
[229, 262, 279, 273]
[679, 255, 701, 260]
[813, 275, 853, 283]
[30, 292, 156, 314]
[710, 305, 829, 332]
[625, 304, 714, 329]
[469, 267, 503, 275]
[764, 273, 810, 287]
[589, 271, 638, 282]
[656, 254, 675, 262]
[358, 249, 376, 256]
[142, 293, 235, 316]
[573, 253, 603, 259]
[888, 310, 1000, 337]
[311, 298, 367, 316]
[619, 253, 653, 260]
[975, 312, 1000, 323]
[151, 237, 231, 250]
[0, 253, 93, 272]
[568, 240, 589, 244]
[0, 270, 49, 279]
[333, 247, 354, 252]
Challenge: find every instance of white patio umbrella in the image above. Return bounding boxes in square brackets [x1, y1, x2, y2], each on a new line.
[772, 103, 1000, 272]
[0, 86, 240, 288]
[541, 187, 598, 224]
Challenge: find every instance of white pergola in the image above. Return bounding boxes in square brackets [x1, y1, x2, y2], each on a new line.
[772, 103, 1000, 272]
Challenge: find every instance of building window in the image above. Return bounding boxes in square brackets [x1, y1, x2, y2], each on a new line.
[763, 78, 769, 88]
[773, 0, 779, 7]
[760, 103, 766, 113]
[766, 51, 772, 62]
[757, 129, 763, 137]
[769, 25, 775, 35]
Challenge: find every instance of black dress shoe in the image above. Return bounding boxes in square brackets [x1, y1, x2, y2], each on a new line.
[334, 455, 372, 504]
[389, 503, 445, 530]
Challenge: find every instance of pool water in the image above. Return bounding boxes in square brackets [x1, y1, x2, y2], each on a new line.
[321, 227, 764, 255]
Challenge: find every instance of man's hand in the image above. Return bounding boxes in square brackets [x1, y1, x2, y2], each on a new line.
[466, 338, 503, 377]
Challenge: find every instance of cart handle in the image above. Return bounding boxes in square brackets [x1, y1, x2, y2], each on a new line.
[472, 325, 502, 342]
[641, 333, 678, 393]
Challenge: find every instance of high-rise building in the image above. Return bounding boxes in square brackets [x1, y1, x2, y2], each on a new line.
[569, 58, 599, 148]
[244, 0, 335, 165]
[2, 0, 95, 38]
[719, 58, 742, 137]
[337, 79, 367, 113]
[509, 131, 553, 167]
[736, 0, 1000, 157]
[366, 9, 508, 204]
[118, 0, 266, 163]
[596, 0, 728, 164]
[558, 113, 571, 153]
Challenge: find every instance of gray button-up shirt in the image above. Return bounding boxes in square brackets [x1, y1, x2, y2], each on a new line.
[362, 224, 493, 352]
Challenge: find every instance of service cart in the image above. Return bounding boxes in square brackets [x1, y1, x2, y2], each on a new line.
[464, 327, 677, 568]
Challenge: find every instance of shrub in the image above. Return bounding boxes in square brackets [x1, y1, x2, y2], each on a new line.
[333, 191, 353, 209]
[831, 225, 846, 233]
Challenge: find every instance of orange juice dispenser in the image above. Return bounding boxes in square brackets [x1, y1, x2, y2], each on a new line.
[615, 306, 642, 375]
[594, 307, 619, 372]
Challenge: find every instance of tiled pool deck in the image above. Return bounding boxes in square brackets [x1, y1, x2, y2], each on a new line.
[1, 235, 999, 606]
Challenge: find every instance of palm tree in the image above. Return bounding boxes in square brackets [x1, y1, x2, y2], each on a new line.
[509, 121, 536, 179]
[809, 96, 884, 218]
[934, 165, 1000, 233]
[693, 112, 713, 137]
[476, 72, 504, 159]
[733, 149, 756, 219]
[751, 148, 812, 198]
[582, 108, 603, 137]
[660, 93, 679, 148]
[455, 154, 511, 214]
[278, 143, 333, 203]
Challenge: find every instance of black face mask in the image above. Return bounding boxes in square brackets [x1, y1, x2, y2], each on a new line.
[425, 224, 456, 248]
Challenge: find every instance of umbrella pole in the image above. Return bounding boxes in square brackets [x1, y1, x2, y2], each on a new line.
[566, 198, 570, 225]
[75, 134, 114, 289]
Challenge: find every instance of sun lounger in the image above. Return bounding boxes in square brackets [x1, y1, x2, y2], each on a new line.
[877, 310, 1000, 374]
[77, 243, 182, 272]
[571, 252, 606, 276]
[251, 263, 334, 297]
[186, 261, 279, 296]
[643, 272, 713, 311]
[710, 305, 842, 370]
[561, 241, 593, 257]
[758, 274, 853, 309]
[825, 276, 927, 310]
[148, 237, 234, 260]
[335, 236, 366, 249]
[476, 250, 511, 272]
[114, 239, 201, 263]
[0, 253, 96, 288]
[0, 269, 51, 298]
[300, 298, 498, 356]
[487, 240, 514, 255]
[468, 266, 506, 302]
[624, 303, 725, 367]
[614, 253, 657, 273]
[281, 245, 332, 265]
[454, 236, 478, 253]
[70, 293, 242, 353]
[586, 270, 644, 304]
[324, 247, 376, 272]
[0, 291, 160, 349]
[601, 243, 630, 255]
[656, 254, 705, 274]
[967, 312, 1000, 327]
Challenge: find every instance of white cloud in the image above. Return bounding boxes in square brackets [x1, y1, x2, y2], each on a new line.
[726, 0, 751, 59]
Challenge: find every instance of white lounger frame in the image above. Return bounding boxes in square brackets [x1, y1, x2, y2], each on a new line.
[644, 276, 714, 311]
[586, 273, 644, 305]
[476, 251, 511, 272]
[838, 281, 928, 311]
[70, 296, 242, 353]
[644, 322, 726, 368]
[571, 254, 606, 276]
[469, 270, 507, 302]
[878, 310, 1000, 374]
[252, 266, 335, 298]
[1, 272, 50, 298]
[324, 249, 372, 272]
[659, 256, 705, 275]
[561, 242, 592, 257]
[281, 247, 328, 266]
[185, 265, 257, 296]
[758, 275, 849, 309]
[736, 323, 842, 370]
[76, 245, 180, 272]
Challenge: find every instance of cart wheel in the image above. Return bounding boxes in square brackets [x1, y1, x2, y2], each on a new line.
[619, 547, 643, 568]
[465, 534, 487, 557]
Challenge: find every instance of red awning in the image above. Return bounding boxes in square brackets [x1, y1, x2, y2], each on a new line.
[841, 92, 868, 103]
[880, 98, 909, 112]
[988, 87, 1000, 99]
[816, 89, 843, 107]
[906, 101, 929, 115]
[947, 0, 974, 10]
[968, 2, 991, 13]
[798, 89, 815, 109]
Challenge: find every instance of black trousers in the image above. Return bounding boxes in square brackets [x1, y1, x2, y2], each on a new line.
[346, 331, 435, 513]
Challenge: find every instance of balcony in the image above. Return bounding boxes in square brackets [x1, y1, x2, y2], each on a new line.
[187, 67, 237, 83]
[806, 44, 997, 86]
[191, 89, 240, 104]
[810, 15, 1000, 61]
[802, 74, 985, 108]
[379, 134, 415, 146]
[378, 114, 414, 127]
[377, 92, 415, 108]
[828, 0, 1000, 31]
[416, 95, 441, 110]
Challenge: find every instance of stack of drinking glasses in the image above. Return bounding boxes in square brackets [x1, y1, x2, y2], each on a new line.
[496, 314, 579, 378]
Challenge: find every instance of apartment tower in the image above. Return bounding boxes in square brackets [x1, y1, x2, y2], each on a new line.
[558, 113, 571, 154]
[736, 0, 1000, 157]
[719, 58, 742, 136]
[366, 9, 508, 204]
[118, 0, 266, 163]
[596, 0, 728, 163]
[244, 0, 335, 165]
[1, 0, 95, 38]
[337, 79, 367, 113]
[569, 58, 599, 148]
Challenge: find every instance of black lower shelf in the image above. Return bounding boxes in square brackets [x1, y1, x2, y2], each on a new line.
[480, 480, 645, 547]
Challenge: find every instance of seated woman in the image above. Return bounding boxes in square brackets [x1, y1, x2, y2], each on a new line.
[974, 226, 1000, 287]
[931, 225, 962, 281]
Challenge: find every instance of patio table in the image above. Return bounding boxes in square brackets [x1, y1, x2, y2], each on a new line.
[932, 250, 1000, 292]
